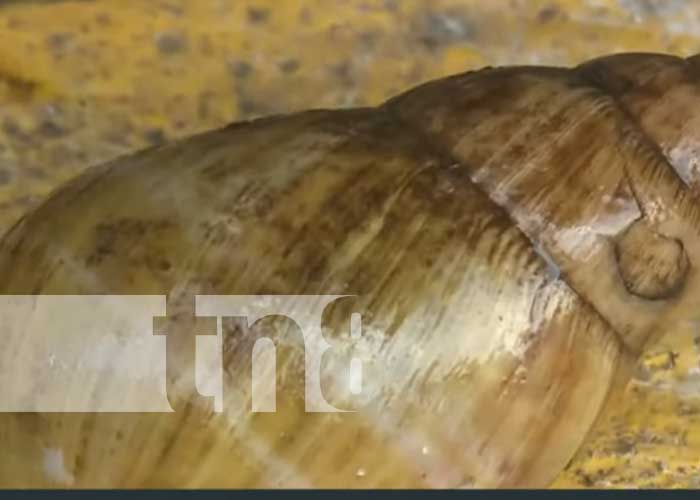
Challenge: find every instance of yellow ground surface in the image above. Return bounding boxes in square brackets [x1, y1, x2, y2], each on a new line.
[1, 0, 700, 488]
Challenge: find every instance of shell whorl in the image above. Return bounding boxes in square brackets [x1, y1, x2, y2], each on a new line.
[387, 52, 700, 357]
[0, 53, 698, 489]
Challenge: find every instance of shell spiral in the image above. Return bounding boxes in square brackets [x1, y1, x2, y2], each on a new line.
[1, 52, 700, 488]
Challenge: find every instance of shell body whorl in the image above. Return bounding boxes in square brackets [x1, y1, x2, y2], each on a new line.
[1, 53, 699, 488]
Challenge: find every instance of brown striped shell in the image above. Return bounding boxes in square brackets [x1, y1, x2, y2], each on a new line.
[1, 52, 700, 488]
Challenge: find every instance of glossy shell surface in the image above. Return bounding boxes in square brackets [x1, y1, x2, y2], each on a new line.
[2, 53, 700, 488]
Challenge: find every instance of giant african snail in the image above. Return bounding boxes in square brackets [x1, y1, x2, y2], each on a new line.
[0, 52, 699, 488]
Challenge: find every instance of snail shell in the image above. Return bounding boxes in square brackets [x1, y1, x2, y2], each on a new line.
[1, 52, 700, 488]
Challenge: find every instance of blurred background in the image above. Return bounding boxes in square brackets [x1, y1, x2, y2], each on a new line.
[1, 0, 700, 489]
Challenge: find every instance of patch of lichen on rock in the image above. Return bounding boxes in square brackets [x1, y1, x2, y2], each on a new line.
[553, 321, 700, 488]
[1, 0, 700, 489]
